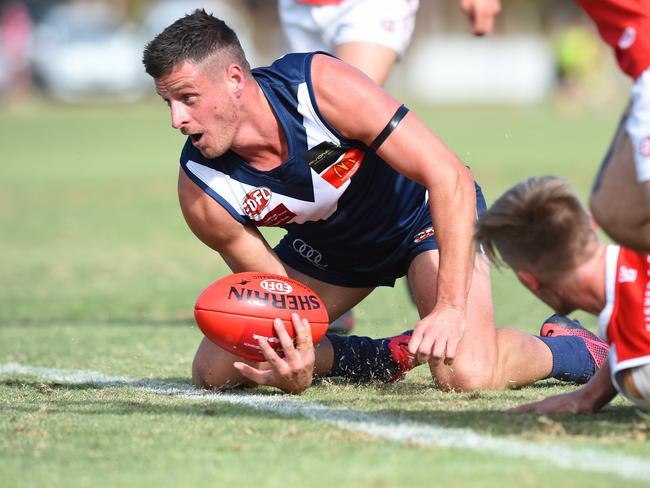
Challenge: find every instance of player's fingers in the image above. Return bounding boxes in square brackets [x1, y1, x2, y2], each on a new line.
[257, 336, 289, 374]
[302, 318, 313, 343]
[273, 318, 296, 355]
[233, 362, 272, 385]
[416, 334, 436, 365]
[293, 313, 313, 350]
[506, 403, 538, 414]
[429, 338, 448, 366]
[471, 13, 495, 36]
[459, 0, 472, 12]
[408, 328, 424, 356]
[444, 339, 458, 365]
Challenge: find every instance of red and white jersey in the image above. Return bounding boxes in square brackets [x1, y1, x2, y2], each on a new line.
[576, 0, 650, 80]
[598, 245, 650, 393]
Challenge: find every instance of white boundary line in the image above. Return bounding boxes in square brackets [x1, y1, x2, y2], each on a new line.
[2, 362, 649, 482]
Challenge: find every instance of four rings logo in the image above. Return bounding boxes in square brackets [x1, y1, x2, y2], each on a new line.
[292, 239, 327, 269]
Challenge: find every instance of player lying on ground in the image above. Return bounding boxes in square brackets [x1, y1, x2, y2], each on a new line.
[568, 0, 650, 251]
[475, 175, 650, 412]
[142, 10, 607, 394]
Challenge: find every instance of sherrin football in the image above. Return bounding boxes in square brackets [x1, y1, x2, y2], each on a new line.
[194, 272, 330, 362]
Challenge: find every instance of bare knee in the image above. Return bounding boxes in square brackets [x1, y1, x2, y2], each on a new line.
[192, 337, 250, 389]
[431, 359, 497, 392]
[191, 350, 210, 388]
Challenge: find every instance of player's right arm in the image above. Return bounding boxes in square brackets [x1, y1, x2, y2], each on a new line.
[508, 358, 618, 414]
[177, 169, 288, 276]
[179, 169, 318, 393]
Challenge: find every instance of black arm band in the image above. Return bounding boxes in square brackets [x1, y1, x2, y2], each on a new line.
[369, 104, 409, 151]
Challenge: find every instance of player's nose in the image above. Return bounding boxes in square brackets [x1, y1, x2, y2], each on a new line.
[170, 101, 190, 130]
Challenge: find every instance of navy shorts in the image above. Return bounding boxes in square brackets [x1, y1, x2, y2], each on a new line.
[275, 183, 487, 288]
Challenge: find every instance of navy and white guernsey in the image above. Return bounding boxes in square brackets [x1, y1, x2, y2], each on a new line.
[180, 52, 485, 287]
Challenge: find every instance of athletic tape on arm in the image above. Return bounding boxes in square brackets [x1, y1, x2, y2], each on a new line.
[370, 104, 409, 151]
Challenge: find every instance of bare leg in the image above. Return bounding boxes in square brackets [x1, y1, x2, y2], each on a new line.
[192, 264, 373, 389]
[408, 251, 552, 391]
[590, 104, 650, 251]
[335, 42, 398, 86]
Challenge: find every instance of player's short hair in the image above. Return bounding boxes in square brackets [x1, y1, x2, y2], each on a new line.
[475, 176, 598, 279]
[142, 9, 250, 79]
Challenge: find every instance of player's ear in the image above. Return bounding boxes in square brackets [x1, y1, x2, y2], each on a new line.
[515, 269, 542, 293]
[225, 63, 246, 97]
[586, 210, 601, 232]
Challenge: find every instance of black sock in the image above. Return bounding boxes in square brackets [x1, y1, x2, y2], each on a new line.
[327, 333, 407, 383]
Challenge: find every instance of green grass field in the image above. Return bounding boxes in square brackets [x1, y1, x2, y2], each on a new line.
[2, 98, 649, 488]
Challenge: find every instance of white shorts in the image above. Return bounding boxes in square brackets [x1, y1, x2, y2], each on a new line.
[626, 66, 650, 182]
[615, 363, 650, 410]
[278, 0, 419, 57]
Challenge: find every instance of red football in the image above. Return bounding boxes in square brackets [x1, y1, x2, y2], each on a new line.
[194, 272, 330, 362]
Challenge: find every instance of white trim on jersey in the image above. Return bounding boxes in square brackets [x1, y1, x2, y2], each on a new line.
[185, 160, 350, 225]
[598, 244, 621, 341]
[297, 82, 339, 150]
[610, 345, 650, 409]
[182, 79, 360, 226]
[612, 350, 650, 372]
[627, 67, 650, 182]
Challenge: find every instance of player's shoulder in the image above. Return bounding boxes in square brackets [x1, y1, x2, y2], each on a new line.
[253, 52, 328, 85]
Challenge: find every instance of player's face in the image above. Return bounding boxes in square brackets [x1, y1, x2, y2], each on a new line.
[538, 287, 576, 316]
[525, 280, 577, 316]
[155, 61, 239, 159]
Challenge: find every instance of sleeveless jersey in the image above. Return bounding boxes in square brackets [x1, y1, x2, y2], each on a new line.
[576, 0, 650, 80]
[180, 52, 431, 273]
[598, 245, 650, 392]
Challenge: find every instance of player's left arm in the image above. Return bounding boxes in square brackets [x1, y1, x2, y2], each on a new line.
[311, 54, 477, 365]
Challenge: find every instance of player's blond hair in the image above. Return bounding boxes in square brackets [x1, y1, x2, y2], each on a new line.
[475, 176, 598, 279]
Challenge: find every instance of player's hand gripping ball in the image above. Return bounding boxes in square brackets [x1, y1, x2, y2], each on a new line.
[194, 272, 329, 362]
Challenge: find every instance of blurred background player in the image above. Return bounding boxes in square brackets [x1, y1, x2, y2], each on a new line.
[475, 175, 650, 413]
[278, 0, 501, 87]
[278, 0, 501, 333]
[0, 1, 33, 100]
[573, 0, 650, 252]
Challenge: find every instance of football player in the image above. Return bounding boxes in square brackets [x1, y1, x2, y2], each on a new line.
[143, 10, 607, 394]
[570, 0, 650, 251]
[476, 175, 650, 412]
[279, 0, 500, 87]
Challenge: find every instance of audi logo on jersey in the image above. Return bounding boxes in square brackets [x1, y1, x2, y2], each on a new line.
[242, 187, 272, 217]
[292, 239, 327, 269]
